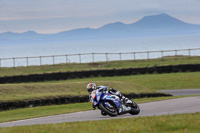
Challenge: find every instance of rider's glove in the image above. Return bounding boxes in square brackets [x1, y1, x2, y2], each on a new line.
[102, 86, 108, 91]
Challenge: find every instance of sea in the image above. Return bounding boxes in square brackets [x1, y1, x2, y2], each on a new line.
[0, 35, 200, 67]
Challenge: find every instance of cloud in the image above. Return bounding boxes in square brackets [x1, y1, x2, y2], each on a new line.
[1, 0, 198, 20]
[0, 0, 200, 33]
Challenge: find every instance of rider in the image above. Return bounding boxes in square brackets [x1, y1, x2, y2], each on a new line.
[86, 83, 128, 108]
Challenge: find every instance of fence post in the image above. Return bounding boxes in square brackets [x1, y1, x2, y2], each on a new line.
[188, 49, 191, 57]
[79, 54, 81, 63]
[0, 59, 1, 68]
[106, 53, 108, 62]
[92, 53, 94, 63]
[119, 53, 121, 61]
[161, 51, 164, 61]
[26, 57, 29, 67]
[133, 52, 136, 60]
[175, 50, 177, 56]
[40, 56, 42, 66]
[13, 58, 15, 67]
[52, 56, 55, 65]
[147, 51, 149, 60]
[66, 55, 68, 63]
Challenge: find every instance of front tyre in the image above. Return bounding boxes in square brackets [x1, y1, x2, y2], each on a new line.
[99, 102, 118, 117]
[101, 111, 107, 116]
[129, 103, 140, 115]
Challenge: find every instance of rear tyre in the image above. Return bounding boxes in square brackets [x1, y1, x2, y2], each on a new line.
[129, 103, 140, 115]
[99, 102, 118, 117]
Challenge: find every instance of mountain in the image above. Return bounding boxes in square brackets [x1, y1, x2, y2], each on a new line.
[131, 13, 190, 28]
[1, 13, 200, 45]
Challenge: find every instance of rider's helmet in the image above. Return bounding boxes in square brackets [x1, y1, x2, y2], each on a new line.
[86, 83, 96, 93]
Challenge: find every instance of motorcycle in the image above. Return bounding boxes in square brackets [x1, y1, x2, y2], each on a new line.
[90, 88, 140, 117]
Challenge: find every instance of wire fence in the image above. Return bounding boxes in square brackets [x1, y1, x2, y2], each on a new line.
[0, 48, 200, 68]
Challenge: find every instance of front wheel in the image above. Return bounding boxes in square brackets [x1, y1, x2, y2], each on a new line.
[99, 102, 118, 117]
[129, 102, 140, 115]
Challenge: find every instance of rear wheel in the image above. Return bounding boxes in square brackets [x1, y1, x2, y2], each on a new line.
[129, 102, 140, 115]
[99, 101, 118, 117]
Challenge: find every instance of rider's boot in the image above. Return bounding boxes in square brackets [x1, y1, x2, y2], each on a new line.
[120, 95, 129, 104]
[120, 95, 133, 105]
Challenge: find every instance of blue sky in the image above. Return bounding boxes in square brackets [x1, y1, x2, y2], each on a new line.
[0, 0, 200, 33]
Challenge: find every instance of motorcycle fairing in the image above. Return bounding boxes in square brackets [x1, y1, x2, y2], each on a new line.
[101, 93, 120, 108]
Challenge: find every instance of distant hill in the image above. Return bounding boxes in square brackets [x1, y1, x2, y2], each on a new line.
[1, 13, 200, 45]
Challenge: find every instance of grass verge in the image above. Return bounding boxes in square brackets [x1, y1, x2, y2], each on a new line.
[0, 80, 152, 102]
[0, 56, 200, 77]
[1, 72, 200, 102]
[0, 96, 197, 123]
[1, 112, 200, 133]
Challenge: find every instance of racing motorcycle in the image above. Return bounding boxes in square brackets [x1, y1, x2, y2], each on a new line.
[90, 88, 140, 117]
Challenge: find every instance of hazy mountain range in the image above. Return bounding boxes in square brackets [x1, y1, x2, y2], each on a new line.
[1, 13, 200, 45]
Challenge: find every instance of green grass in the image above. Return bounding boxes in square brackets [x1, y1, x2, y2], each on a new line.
[1, 72, 200, 102]
[0, 56, 200, 77]
[0, 96, 195, 123]
[0, 80, 152, 102]
[73, 71, 200, 90]
[1, 112, 199, 133]
[0, 102, 91, 123]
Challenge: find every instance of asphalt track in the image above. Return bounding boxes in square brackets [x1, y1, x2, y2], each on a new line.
[0, 89, 200, 127]
[157, 89, 200, 96]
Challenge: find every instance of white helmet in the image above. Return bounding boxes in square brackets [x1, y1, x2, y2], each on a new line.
[87, 83, 96, 93]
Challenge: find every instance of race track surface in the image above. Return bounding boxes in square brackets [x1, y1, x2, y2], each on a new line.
[158, 89, 200, 96]
[0, 96, 200, 127]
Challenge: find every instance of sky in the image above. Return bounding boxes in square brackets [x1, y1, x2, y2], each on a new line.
[0, 0, 200, 34]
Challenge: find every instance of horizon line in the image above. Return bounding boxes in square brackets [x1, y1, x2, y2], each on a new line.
[1, 13, 199, 34]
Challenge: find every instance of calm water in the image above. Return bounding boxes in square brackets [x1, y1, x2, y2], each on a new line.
[0, 35, 200, 67]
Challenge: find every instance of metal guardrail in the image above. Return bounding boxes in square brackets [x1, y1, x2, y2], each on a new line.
[0, 48, 200, 68]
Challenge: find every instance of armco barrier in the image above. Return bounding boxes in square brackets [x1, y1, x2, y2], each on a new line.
[0, 64, 200, 84]
[0, 93, 172, 111]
